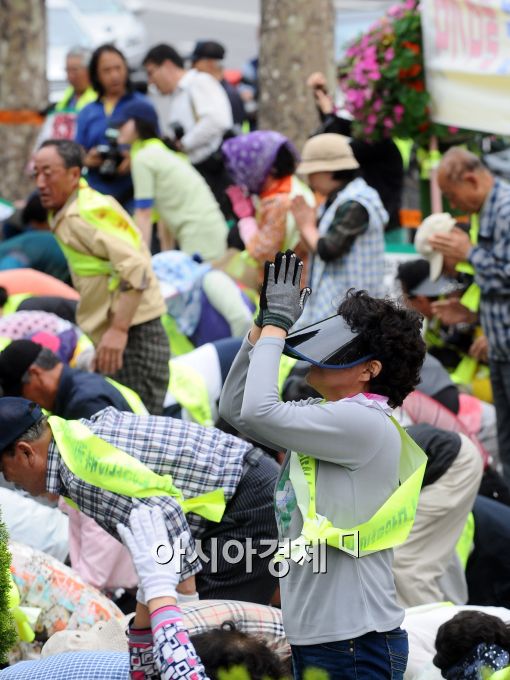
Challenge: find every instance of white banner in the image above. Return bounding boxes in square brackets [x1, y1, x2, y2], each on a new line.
[421, 0, 510, 134]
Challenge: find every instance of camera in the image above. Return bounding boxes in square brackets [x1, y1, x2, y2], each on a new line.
[169, 122, 185, 141]
[97, 127, 124, 178]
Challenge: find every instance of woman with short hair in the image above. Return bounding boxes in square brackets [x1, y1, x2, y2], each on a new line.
[219, 250, 427, 679]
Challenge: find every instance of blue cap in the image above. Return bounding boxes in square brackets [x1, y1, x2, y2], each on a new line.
[110, 100, 160, 135]
[0, 397, 43, 452]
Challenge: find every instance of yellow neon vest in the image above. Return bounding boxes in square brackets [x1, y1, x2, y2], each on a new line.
[161, 313, 195, 356]
[277, 355, 298, 397]
[8, 578, 35, 643]
[48, 416, 225, 522]
[168, 360, 213, 427]
[55, 179, 142, 291]
[456, 214, 480, 312]
[1, 293, 32, 317]
[104, 377, 148, 415]
[276, 417, 427, 561]
[55, 86, 97, 113]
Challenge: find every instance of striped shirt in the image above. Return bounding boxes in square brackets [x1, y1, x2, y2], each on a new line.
[470, 178, 510, 361]
[45, 407, 252, 580]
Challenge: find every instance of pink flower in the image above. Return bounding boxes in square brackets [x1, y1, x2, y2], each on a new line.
[383, 117, 395, 129]
[367, 113, 378, 125]
[368, 70, 381, 81]
[387, 4, 405, 18]
[385, 47, 395, 61]
[363, 88, 373, 102]
[373, 98, 383, 112]
[364, 125, 375, 136]
[404, 0, 416, 9]
[393, 104, 405, 121]
[448, 126, 459, 133]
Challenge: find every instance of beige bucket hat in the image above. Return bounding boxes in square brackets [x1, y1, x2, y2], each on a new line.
[297, 133, 359, 175]
[415, 212, 457, 281]
[41, 617, 128, 657]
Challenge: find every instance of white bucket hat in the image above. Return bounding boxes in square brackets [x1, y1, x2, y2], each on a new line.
[414, 212, 457, 281]
[41, 616, 128, 657]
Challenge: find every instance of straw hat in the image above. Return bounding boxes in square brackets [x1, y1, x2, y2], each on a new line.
[297, 133, 359, 175]
[41, 617, 128, 657]
[414, 212, 456, 281]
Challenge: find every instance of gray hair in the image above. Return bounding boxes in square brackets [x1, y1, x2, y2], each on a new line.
[39, 139, 84, 169]
[440, 147, 487, 183]
[21, 347, 61, 385]
[66, 45, 93, 67]
[3, 416, 48, 456]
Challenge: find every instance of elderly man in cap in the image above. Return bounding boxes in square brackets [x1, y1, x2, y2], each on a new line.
[0, 396, 279, 606]
[290, 133, 388, 328]
[0, 339, 145, 419]
[425, 148, 510, 484]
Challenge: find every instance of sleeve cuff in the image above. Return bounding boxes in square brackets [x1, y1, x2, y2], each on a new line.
[134, 198, 154, 209]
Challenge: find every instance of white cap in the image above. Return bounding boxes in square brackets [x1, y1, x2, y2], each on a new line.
[41, 617, 128, 657]
[414, 212, 456, 281]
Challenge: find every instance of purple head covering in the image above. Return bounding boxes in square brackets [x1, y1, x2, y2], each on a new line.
[222, 131, 299, 195]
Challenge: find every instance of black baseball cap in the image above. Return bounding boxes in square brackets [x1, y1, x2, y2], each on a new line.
[0, 397, 43, 452]
[189, 41, 226, 63]
[283, 314, 374, 369]
[0, 340, 43, 397]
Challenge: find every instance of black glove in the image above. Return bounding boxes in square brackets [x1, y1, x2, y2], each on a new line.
[254, 260, 270, 328]
[262, 250, 311, 332]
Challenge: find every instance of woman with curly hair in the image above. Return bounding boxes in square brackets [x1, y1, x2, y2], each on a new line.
[434, 610, 510, 679]
[219, 250, 427, 680]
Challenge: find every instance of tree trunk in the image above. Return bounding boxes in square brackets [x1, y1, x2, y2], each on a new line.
[258, 0, 335, 153]
[0, 0, 47, 202]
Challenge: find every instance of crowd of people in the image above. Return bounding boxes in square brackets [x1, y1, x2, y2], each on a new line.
[1, 29, 510, 680]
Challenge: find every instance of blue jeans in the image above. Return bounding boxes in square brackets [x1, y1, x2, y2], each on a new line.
[291, 627, 408, 680]
[490, 360, 510, 486]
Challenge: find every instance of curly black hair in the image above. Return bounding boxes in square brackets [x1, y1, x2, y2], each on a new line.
[337, 289, 426, 407]
[433, 611, 510, 675]
[191, 625, 287, 680]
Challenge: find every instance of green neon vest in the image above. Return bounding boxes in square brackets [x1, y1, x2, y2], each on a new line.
[276, 417, 427, 561]
[456, 214, 480, 312]
[48, 416, 225, 522]
[104, 377, 148, 415]
[168, 360, 213, 427]
[55, 179, 142, 291]
[55, 86, 97, 113]
[1, 293, 32, 316]
[161, 313, 195, 356]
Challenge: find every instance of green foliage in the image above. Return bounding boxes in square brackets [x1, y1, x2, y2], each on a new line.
[0, 510, 16, 663]
[341, 0, 463, 145]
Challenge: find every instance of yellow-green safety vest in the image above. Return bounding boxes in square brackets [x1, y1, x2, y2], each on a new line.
[277, 355, 298, 397]
[48, 415, 226, 522]
[104, 377, 148, 415]
[8, 578, 35, 643]
[55, 86, 97, 113]
[1, 293, 32, 317]
[456, 214, 480, 312]
[161, 313, 195, 356]
[276, 417, 427, 561]
[0, 337, 11, 352]
[55, 178, 142, 292]
[168, 360, 213, 427]
[455, 512, 475, 570]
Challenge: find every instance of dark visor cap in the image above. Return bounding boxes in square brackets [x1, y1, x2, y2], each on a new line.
[283, 314, 374, 369]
